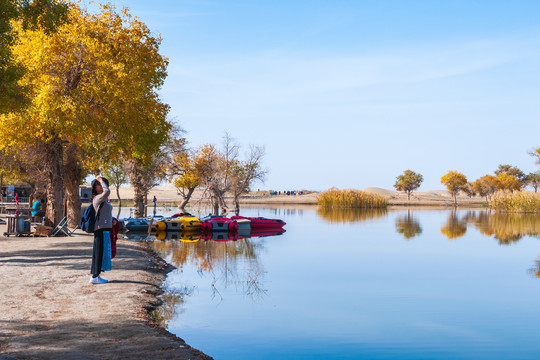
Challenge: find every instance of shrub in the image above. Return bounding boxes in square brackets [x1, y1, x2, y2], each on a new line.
[317, 188, 388, 208]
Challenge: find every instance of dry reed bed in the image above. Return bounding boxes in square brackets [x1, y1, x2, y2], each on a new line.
[317, 189, 388, 208]
[490, 191, 540, 213]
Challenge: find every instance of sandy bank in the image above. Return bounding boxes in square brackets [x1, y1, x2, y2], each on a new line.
[106, 185, 488, 207]
[0, 227, 211, 360]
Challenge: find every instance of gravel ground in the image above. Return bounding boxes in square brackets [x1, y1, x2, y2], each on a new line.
[0, 226, 211, 360]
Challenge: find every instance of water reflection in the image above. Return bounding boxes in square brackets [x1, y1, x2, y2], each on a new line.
[437, 210, 540, 243]
[466, 211, 540, 245]
[316, 207, 387, 224]
[149, 207, 540, 359]
[152, 286, 195, 328]
[395, 210, 422, 239]
[149, 237, 267, 298]
[440, 210, 468, 240]
[315, 207, 540, 244]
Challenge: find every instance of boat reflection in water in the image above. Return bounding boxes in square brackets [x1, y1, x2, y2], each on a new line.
[149, 229, 273, 323]
[153, 230, 202, 242]
[150, 228, 286, 243]
[148, 226, 285, 306]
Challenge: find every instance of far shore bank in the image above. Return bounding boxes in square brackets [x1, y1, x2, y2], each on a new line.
[105, 185, 489, 209]
[0, 226, 212, 360]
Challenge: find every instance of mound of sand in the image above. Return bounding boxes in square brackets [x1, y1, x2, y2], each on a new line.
[416, 190, 451, 197]
[362, 187, 397, 196]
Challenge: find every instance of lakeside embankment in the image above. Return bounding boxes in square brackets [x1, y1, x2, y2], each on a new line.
[0, 226, 211, 360]
[108, 185, 488, 208]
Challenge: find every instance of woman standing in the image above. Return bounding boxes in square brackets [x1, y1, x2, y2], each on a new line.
[90, 175, 113, 284]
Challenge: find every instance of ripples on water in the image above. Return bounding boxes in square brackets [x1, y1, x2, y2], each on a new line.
[127, 207, 540, 359]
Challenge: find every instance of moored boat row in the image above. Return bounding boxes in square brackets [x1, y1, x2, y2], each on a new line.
[120, 213, 286, 242]
[152, 213, 286, 233]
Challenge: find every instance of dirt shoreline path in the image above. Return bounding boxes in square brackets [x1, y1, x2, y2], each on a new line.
[0, 228, 212, 360]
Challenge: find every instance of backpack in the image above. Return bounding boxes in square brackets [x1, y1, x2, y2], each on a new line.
[81, 202, 104, 233]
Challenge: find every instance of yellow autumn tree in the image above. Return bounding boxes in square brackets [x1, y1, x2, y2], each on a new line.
[441, 171, 468, 205]
[0, 3, 170, 224]
[495, 172, 522, 192]
[170, 144, 219, 211]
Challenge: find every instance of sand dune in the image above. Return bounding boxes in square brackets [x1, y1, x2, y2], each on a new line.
[363, 187, 397, 196]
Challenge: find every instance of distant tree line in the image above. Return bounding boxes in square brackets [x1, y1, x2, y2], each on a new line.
[393, 149, 540, 205]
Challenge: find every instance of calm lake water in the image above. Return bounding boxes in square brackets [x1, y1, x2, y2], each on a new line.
[135, 206, 540, 359]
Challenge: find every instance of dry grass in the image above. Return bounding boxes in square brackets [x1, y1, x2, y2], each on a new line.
[317, 188, 388, 208]
[489, 191, 540, 213]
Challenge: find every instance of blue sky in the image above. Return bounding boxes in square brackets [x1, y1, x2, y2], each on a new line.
[100, 0, 540, 191]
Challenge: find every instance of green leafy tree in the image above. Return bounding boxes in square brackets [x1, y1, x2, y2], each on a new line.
[441, 171, 468, 205]
[526, 172, 540, 192]
[393, 170, 423, 200]
[0, 0, 67, 113]
[494, 164, 526, 182]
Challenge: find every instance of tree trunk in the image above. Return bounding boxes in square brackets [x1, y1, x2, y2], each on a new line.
[44, 135, 64, 227]
[211, 195, 219, 215]
[234, 196, 240, 216]
[115, 185, 121, 218]
[178, 187, 195, 211]
[218, 192, 229, 215]
[29, 182, 36, 207]
[129, 163, 146, 218]
[144, 194, 148, 217]
[407, 191, 411, 200]
[64, 144, 82, 228]
[133, 184, 145, 218]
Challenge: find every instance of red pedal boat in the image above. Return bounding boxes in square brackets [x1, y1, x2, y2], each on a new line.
[231, 216, 286, 229]
[201, 217, 239, 232]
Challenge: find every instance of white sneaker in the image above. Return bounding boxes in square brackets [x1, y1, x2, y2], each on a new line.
[89, 276, 109, 284]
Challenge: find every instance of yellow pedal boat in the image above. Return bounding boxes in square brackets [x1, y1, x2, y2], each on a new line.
[154, 216, 202, 232]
